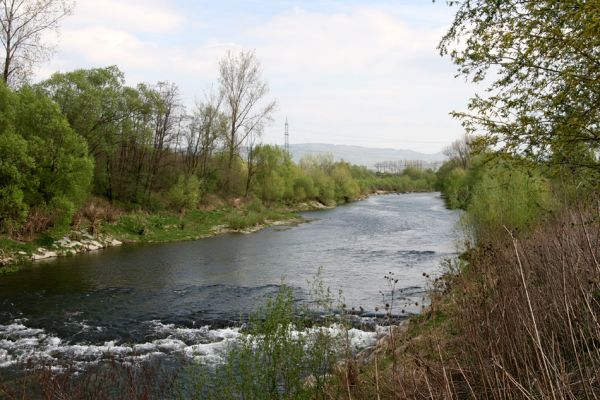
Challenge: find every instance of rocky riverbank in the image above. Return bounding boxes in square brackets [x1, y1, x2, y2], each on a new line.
[0, 231, 123, 268]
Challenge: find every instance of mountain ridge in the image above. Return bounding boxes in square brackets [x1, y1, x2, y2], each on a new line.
[288, 143, 446, 168]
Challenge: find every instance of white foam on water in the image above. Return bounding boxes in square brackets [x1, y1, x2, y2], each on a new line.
[290, 324, 378, 351]
[0, 319, 378, 371]
[0, 320, 243, 369]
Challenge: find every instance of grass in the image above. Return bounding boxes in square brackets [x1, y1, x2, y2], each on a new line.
[101, 205, 299, 243]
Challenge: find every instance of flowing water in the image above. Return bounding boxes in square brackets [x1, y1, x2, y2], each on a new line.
[0, 193, 460, 373]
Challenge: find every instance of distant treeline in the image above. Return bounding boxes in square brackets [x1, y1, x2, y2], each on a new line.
[374, 160, 443, 174]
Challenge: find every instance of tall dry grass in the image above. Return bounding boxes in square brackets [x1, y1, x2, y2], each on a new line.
[448, 203, 600, 399]
[336, 201, 600, 399]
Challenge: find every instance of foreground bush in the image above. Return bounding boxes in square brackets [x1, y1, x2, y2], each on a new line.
[195, 285, 344, 399]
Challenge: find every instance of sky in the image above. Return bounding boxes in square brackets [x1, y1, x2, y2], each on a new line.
[35, 0, 477, 154]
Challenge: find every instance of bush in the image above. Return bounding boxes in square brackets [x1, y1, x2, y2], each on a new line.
[195, 284, 343, 400]
[167, 175, 200, 213]
[48, 196, 76, 229]
[441, 167, 469, 208]
[292, 175, 316, 202]
[467, 161, 556, 237]
[0, 83, 93, 235]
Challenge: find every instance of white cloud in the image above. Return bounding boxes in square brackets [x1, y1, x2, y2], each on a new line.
[251, 8, 445, 76]
[70, 0, 187, 33]
[36, 0, 193, 80]
[34, 2, 474, 152]
[60, 27, 147, 65]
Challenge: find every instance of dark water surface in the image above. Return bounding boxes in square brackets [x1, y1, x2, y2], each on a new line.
[0, 193, 459, 370]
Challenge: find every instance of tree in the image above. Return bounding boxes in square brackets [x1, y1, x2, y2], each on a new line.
[440, 0, 600, 172]
[331, 162, 359, 202]
[185, 89, 226, 179]
[40, 66, 126, 159]
[167, 175, 200, 214]
[442, 134, 473, 169]
[218, 50, 276, 192]
[0, 0, 73, 86]
[0, 131, 31, 233]
[14, 86, 93, 212]
[0, 82, 93, 234]
[40, 68, 183, 203]
[40, 67, 138, 199]
[145, 81, 183, 194]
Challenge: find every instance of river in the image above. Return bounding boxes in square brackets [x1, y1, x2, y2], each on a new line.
[0, 193, 459, 373]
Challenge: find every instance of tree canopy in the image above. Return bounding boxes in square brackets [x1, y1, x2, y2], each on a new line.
[0, 82, 93, 233]
[440, 0, 600, 172]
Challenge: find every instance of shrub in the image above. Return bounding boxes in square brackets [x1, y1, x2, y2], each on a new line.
[195, 284, 343, 400]
[167, 175, 201, 213]
[467, 162, 556, 237]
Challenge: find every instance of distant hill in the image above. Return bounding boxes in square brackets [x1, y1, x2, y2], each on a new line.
[288, 143, 446, 169]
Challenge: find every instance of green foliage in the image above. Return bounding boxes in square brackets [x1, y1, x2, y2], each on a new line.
[439, 167, 469, 209]
[309, 169, 336, 205]
[441, 0, 600, 174]
[0, 83, 93, 233]
[14, 86, 93, 210]
[225, 206, 293, 231]
[196, 284, 343, 400]
[0, 62, 438, 244]
[39, 67, 183, 204]
[249, 145, 434, 206]
[467, 161, 555, 236]
[48, 196, 77, 228]
[167, 175, 201, 213]
[437, 150, 558, 236]
[331, 163, 360, 202]
[0, 131, 31, 231]
[292, 175, 316, 201]
[251, 145, 289, 203]
[225, 211, 265, 230]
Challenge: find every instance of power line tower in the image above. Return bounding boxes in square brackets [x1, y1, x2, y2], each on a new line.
[284, 117, 289, 154]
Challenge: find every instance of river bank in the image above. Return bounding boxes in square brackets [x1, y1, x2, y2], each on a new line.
[0, 204, 304, 273]
[0, 190, 423, 273]
[327, 202, 600, 399]
[0, 198, 340, 273]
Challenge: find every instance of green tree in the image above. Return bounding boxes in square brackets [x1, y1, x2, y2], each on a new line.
[0, 82, 93, 233]
[39, 67, 181, 205]
[39, 67, 129, 198]
[0, 131, 31, 232]
[331, 162, 360, 202]
[441, 0, 600, 173]
[467, 161, 555, 236]
[14, 86, 93, 208]
[252, 145, 288, 203]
